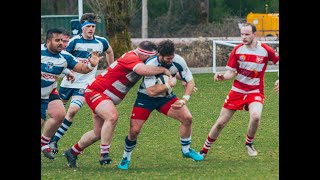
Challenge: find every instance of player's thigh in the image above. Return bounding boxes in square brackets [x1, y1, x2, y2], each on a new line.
[217, 107, 236, 124]
[130, 118, 147, 133]
[58, 86, 73, 101]
[248, 102, 263, 118]
[167, 105, 192, 123]
[47, 99, 66, 119]
[95, 99, 118, 121]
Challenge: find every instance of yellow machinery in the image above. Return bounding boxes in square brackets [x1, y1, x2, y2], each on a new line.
[246, 12, 279, 37]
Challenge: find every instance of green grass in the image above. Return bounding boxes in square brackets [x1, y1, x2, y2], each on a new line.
[41, 72, 279, 180]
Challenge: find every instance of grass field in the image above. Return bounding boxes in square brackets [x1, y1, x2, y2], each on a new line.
[41, 72, 279, 179]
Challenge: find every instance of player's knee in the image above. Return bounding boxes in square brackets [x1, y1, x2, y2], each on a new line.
[250, 112, 261, 123]
[93, 130, 101, 140]
[93, 134, 101, 141]
[108, 113, 118, 125]
[129, 130, 140, 140]
[216, 121, 226, 130]
[56, 112, 66, 122]
[49, 110, 66, 122]
[129, 123, 142, 139]
[182, 114, 192, 126]
[67, 108, 78, 118]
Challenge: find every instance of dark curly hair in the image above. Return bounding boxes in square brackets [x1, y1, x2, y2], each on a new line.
[158, 39, 175, 56]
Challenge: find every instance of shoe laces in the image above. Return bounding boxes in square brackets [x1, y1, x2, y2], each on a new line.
[246, 144, 256, 151]
[189, 148, 197, 154]
[67, 150, 78, 159]
[120, 158, 129, 165]
[101, 153, 109, 158]
[199, 150, 207, 155]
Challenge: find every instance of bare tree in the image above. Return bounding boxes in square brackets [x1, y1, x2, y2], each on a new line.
[166, 0, 172, 17]
[52, 0, 59, 14]
[66, 0, 77, 14]
[198, 0, 209, 23]
[86, 0, 137, 59]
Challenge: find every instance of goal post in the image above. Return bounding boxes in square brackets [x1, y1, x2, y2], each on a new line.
[212, 40, 279, 73]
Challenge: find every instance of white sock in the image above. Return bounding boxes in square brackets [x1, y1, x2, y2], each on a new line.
[181, 137, 191, 154]
[123, 150, 133, 161]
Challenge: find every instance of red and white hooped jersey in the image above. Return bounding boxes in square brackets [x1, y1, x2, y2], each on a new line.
[86, 50, 143, 104]
[227, 41, 279, 95]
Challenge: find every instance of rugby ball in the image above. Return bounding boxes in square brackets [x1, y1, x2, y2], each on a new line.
[156, 74, 173, 97]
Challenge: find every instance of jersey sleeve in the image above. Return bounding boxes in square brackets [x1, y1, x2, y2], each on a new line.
[263, 44, 279, 64]
[102, 39, 110, 52]
[61, 51, 78, 70]
[175, 54, 193, 82]
[226, 45, 240, 71]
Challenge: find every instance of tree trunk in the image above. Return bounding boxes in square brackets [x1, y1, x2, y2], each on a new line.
[199, 0, 209, 24]
[87, 0, 133, 59]
[66, 0, 77, 14]
[105, 1, 132, 59]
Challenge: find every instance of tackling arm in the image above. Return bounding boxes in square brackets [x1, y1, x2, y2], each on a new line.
[134, 64, 171, 77]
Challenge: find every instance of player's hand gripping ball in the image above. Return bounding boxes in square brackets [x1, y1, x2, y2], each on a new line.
[156, 74, 173, 97]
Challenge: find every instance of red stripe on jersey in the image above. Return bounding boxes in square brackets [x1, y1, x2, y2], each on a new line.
[227, 42, 278, 95]
[87, 51, 143, 101]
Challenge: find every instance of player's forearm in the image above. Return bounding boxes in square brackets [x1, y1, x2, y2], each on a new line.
[183, 80, 195, 97]
[73, 62, 95, 74]
[223, 70, 236, 80]
[62, 68, 72, 75]
[136, 65, 167, 76]
[146, 85, 167, 97]
[105, 52, 114, 66]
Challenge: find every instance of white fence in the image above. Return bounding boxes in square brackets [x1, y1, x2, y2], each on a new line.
[131, 37, 279, 74]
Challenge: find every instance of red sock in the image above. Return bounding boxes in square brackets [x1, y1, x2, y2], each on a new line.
[41, 135, 50, 147]
[201, 136, 216, 153]
[71, 143, 83, 156]
[100, 144, 110, 156]
[245, 134, 254, 145]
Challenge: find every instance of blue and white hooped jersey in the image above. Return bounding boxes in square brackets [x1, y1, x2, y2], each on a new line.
[41, 44, 78, 99]
[138, 54, 193, 96]
[60, 34, 110, 89]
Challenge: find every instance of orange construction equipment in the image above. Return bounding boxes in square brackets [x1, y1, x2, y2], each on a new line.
[246, 12, 279, 37]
